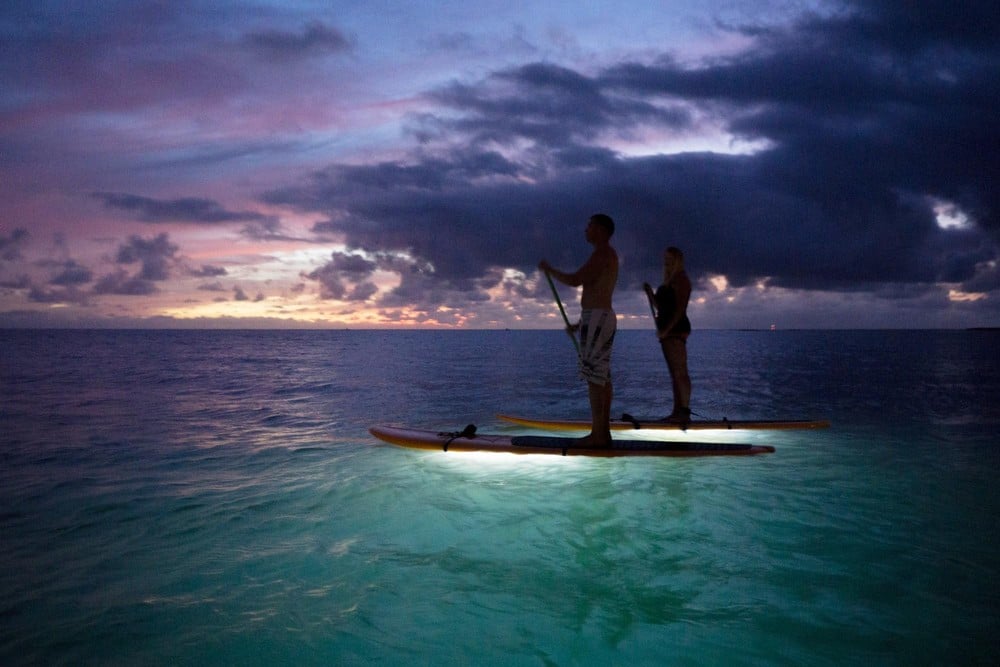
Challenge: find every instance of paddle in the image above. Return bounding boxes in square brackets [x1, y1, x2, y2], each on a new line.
[544, 271, 581, 356]
[644, 283, 658, 320]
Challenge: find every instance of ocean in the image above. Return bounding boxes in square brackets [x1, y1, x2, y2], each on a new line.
[1, 328, 998, 665]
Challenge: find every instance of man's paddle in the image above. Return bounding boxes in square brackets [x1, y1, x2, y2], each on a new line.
[544, 272, 581, 356]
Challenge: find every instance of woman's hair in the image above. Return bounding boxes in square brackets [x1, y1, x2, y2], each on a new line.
[664, 246, 684, 282]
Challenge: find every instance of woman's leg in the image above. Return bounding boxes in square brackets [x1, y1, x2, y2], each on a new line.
[661, 336, 691, 419]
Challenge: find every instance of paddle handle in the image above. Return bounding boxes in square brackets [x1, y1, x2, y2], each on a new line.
[545, 272, 581, 355]
[644, 283, 658, 320]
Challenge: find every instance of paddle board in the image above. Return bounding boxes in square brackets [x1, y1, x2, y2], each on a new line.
[369, 425, 775, 457]
[497, 413, 830, 431]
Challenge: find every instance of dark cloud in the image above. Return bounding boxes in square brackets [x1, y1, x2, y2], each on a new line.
[303, 251, 379, 301]
[240, 219, 310, 243]
[424, 62, 692, 151]
[189, 264, 228, 278]
[0, 274, 31, 289]
[50, 260, 93, 286]
[91, 233, 178, 295]
[5, 251, 92, 304]
[963, 263, 1000, 293]
[299, 246, 515, 317]
[27, 284, 89, 304]
[0, 3, 261, 135]
[231, 286, 265, 303]
[114, 233, 178, 281]
[0, 228, 29, 261]
[92, 270, 158, 296]
[94, 192, 275, 225]
[268, 0, 998, 310]
[243, 21, 353, 60]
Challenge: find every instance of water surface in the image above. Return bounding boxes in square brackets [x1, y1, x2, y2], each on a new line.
[2, 329, 998, 665]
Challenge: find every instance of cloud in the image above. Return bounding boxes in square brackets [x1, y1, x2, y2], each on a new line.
[7, 254, 93, 304]
[230, 286, 264, 302]
[3, 0, 996, 328]
[94, 192, 275, 225]
[267, 0, 998, 313]
[0, 275, 31, 289]
[92, 270, 159, 296]
[189, 264, 228, 278]
[303, 251, 379, 301]
[50, 260, 93, 286]
[240, 219, 311, 243]
[92, 233, 179, 295]
[425, 62, 692, 150]
[242, 21, 354, 60]
[0, 228, 29, 261]
[114, 233, 178, 281]
[27, 284, 89, 304]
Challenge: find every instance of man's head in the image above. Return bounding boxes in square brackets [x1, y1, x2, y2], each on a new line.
[588, 213, 615, 237]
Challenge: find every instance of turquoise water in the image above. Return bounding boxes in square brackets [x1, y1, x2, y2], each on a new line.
[2, 329, 998, 665]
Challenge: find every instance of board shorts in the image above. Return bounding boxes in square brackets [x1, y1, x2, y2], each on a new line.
[578, 308, 616, 386]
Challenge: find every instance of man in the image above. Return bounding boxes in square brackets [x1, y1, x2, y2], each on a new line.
[539, 213, 619, 446]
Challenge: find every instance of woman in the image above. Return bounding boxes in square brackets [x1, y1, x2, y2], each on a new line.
[643, 247, 692, 423]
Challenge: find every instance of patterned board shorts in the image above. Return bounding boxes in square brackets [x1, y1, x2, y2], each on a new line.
[578, 309, 616, 386]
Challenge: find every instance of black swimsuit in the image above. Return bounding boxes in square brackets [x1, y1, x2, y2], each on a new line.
[654, 284, 691, 335]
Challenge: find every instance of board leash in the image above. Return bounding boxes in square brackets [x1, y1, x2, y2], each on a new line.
[620, 410, 725, 431]
[545, 272, 581, 356]
[437, 424, 477, 451]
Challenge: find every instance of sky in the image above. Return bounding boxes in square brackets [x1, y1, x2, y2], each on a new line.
[1, 0, 998, 329]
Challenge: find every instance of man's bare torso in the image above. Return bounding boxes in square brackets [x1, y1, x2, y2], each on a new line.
[580, 245, 618, 310]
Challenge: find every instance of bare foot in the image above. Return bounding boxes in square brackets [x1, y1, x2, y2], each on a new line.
[664, 408, 691, 424]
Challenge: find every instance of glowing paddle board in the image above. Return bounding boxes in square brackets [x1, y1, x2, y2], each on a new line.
[369, 425, 775, 457]
[497, 414, 830, 431]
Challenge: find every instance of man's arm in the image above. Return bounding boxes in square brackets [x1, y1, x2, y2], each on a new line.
[539, 251, 605, 287]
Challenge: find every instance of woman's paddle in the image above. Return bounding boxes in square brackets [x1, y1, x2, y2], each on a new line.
[644, 283, 658, 321]
[545, 272, 581, 356]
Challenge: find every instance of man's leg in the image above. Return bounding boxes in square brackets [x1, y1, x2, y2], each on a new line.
[585, 380, 613, 446]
